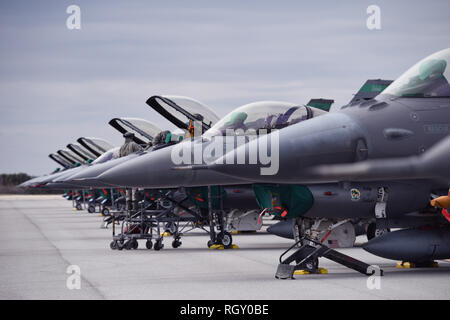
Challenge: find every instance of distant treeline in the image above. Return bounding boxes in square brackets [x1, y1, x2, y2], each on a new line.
[0, 173, 32, 186]
[0, 173, 60, 194]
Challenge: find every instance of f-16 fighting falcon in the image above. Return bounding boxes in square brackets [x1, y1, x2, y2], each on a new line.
[201, 48, 450, 278]
[97, 49, 450, 278]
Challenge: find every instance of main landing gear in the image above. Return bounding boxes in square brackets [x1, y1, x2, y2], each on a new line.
[207, 231, 233, 249]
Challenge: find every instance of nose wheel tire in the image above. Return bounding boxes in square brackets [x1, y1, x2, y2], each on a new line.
[145, 240, 153, 250]
[219, 231, 233, 248]
[154, 240, 164, 251]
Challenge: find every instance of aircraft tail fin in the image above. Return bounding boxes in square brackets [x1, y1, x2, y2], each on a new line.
[306, 98, 334, 112]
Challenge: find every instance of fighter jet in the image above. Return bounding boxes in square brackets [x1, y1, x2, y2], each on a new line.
[20, 138, 114, 189]
[97, 99, 331, 188]
[56, 118, 162, 189]
[18, 153, 74, 188]
[207, 49, 450, 183]
[100, 49, 450, 270]
[93, 95, 347, 246]
[97, 84, 393, 245]
[199, 48, 450, 267]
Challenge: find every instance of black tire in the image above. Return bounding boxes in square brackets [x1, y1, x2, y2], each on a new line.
[220, 232, 233, 248]
[207, 240, 214, 248]
[117, 241, 124, 250]
[172, 240, 181, 248]
[145, 240, 153, 250]
[110, 241, 117, 250]
[102, 208, 110, 216]
[154, 240, 164, 251]
[76, 203, 82, 211]
[88, 205, 95, 214]
[132, 239, 138, 250]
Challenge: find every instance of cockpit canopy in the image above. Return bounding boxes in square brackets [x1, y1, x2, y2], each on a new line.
[77, 137, 114, 158]
[57, 149, 86, 165]
[92, 146, 121, 164]
[383, 48, 450, 98]
[109, 117, 162, 145]
[146, 95, 220, 132]
[203, 101, 326, 137]
[67, 143, 97, 161]
[49, 153, 72, 168]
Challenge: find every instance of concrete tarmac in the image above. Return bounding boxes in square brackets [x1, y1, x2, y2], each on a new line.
[0, 195, 448, 300]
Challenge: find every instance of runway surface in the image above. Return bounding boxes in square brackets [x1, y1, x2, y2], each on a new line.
[0, 195, 448, 300]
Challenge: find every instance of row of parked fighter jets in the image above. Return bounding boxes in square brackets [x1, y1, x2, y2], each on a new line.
[20, 49, 450, 275]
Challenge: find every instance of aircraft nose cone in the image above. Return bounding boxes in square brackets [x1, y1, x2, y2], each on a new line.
[66, 155, 139, 188]
[98, 143, 245, 188]
[210, 113, 364, 184]
[98, 147, 176, 188]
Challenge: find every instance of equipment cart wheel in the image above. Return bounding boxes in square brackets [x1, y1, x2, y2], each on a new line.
[207, 240, 214, 248]
[76, 203, 82, 211]
[131, 239, 138, 249]
[117, 241, 124, 250]
[124, 240, 132, 250]
[88, 205, 95, 213]
[102, 207, 110, 216]
[154, 239, 164, 251]
[110, 241, 117, 250]
[172, 239, 182, 248]
[145, 240, 153, 250]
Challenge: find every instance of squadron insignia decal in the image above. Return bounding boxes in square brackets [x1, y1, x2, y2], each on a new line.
[350, 188, 361, 201]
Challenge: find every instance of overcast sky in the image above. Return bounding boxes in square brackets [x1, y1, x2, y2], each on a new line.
[1, 0, 449, 175]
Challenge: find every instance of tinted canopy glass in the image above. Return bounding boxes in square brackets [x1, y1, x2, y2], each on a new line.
[204, 101, 325, 137]
[383, 48, 450, 98]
